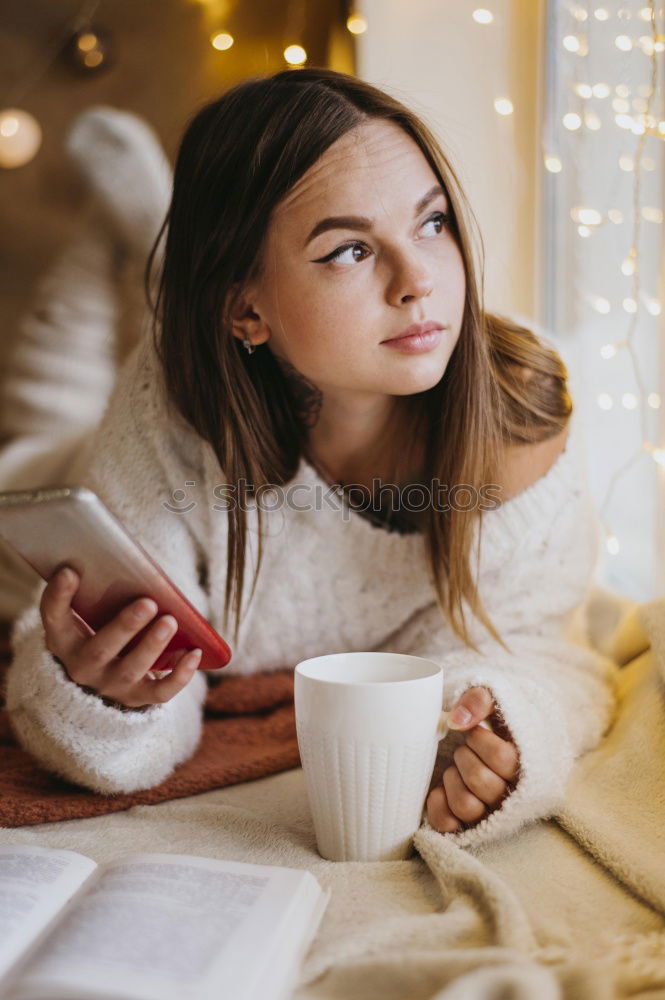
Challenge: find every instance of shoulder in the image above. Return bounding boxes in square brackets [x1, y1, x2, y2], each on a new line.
[498, 421, 571, 503]
[89, 332, 205, 480]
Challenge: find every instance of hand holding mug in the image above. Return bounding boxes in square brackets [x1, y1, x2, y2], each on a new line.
[426, 686, 520, 833]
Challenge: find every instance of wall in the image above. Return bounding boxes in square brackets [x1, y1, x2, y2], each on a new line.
[0, 0, 353, 378]
[355, 0, 545, 324]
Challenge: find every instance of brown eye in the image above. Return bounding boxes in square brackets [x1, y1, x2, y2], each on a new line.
[316, 242, 371, 265]
[424, 211, 450, 233]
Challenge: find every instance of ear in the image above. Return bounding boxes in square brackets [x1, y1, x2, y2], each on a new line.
[224, 282, 271, 349]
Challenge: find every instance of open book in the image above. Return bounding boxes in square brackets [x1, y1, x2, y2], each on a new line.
[0, 846, 330, 1000]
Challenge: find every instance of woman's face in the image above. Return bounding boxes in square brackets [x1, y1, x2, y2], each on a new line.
[236, 119, 466, 401]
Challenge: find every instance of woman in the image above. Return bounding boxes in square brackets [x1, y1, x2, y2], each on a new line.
[6, 68, 617, 847]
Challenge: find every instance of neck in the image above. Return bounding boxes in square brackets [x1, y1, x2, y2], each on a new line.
[305, 391, 424, 487]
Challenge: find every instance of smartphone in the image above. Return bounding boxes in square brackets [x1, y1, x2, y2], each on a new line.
[0, 486, 232, 672]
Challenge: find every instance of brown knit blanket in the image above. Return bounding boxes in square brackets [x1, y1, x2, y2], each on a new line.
[0, 622, 300, 828]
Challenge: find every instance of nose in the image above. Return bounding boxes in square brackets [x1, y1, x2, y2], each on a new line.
[386, 247, 434, 305]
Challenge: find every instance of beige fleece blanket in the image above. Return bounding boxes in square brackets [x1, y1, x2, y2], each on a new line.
[1, 595, 664, 999]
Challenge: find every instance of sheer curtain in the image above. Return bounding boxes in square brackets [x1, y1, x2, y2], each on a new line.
[540, 0, 665, 601]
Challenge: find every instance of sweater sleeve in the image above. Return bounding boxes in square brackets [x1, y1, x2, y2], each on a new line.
[375, 412, 620, 848]
[3, 334, 212, 794]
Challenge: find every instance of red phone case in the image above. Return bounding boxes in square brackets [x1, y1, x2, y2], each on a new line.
[0, 486, 232, 672]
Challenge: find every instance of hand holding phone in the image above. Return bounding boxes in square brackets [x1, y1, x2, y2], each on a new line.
[41, 566, 204, 710]
[0, 486, 232, 710]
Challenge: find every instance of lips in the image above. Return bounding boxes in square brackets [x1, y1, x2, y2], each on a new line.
[382, 321, 444, 343]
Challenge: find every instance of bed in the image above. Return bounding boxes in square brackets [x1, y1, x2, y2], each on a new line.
[1, 586, 664, 999]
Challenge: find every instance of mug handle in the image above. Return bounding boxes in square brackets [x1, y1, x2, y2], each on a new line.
[436, 710, 493, 740]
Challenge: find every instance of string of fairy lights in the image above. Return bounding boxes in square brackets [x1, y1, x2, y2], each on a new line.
[583, 0, 664, 561]
[1, 1, 663, 564]
[0, 0, 108, 167]
[543, 0, 664, 564]
[474, 3, 664, 567]
[0, 0, 369, 168]
[209, 5, 370, 61]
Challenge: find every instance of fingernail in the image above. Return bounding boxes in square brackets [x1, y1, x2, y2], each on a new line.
[155, 616, 176, 639]
[133, 599, 156, 620]
[187, 649, 202, 667]
[60, 567, 74, 585]
[449, 705, 473, 729]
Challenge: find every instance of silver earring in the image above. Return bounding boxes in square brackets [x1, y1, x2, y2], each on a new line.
[243, 337, 256, 355]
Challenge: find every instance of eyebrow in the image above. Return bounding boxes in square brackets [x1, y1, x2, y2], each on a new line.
[304, 184, 447, 248]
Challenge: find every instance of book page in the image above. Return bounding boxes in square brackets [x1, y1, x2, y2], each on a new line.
[9, 853, 322, 1000]
[240, 879, 332, 1000]
[0, 846, 97, 982]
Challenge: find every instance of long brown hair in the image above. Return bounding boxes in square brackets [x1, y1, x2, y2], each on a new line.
[145, 68, 571, 652]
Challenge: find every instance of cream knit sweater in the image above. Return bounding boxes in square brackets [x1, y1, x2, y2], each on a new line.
[4, 334, 619, 849]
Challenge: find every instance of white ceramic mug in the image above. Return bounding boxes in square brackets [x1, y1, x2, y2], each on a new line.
[294, 651, 456, 862]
